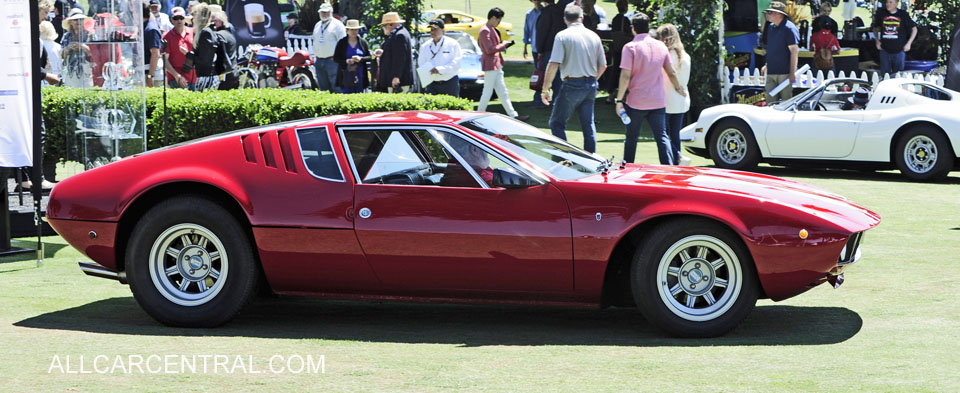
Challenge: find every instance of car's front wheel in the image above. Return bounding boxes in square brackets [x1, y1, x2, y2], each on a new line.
[708, 119, 760, 171]
[894, 125, 953, 181]
[126, 196, 258, 327]
[631, 218, 759, 337]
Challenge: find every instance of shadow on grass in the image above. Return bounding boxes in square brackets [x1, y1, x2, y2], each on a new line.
[0, 241, 69, 263]
[709, 164, 960, 185]
[15, 296, 862, 346]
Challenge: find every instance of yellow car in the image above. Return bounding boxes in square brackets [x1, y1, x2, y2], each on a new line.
[418, 9, 513, 43]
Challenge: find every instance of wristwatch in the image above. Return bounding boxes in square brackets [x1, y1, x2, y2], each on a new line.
[615, 98, 624, 103]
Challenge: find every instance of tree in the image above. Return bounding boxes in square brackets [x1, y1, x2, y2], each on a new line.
[628, 0, 725, 108]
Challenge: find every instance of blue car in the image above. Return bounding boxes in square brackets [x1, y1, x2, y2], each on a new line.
[418, 31, 484, 97]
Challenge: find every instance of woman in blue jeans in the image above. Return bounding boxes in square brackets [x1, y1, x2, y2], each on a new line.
[657, 24, 691, 165]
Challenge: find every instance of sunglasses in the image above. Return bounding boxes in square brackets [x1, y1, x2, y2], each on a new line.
[172, 16, 185, 21]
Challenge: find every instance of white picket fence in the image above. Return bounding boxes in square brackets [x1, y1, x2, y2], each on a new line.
[720, 67, 946, 104]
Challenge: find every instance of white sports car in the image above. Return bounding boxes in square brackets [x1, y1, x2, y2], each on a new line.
[681, 78, 960, 181]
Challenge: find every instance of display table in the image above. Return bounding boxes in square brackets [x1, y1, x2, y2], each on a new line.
[754, 47, 860, 75]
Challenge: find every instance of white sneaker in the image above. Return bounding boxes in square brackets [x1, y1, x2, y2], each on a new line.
[678, 156, 692, 166]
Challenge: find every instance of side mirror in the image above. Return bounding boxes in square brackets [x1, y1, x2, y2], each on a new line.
[492, 168, 538, 189]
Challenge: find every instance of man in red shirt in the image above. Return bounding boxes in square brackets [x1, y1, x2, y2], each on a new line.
[163, 7, 196, 89]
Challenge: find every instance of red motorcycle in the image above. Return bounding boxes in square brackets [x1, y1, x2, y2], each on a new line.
[237, 45, 317, 89]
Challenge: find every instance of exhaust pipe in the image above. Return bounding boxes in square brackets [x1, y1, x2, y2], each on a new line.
[78, 261, 127, 284]
[827, 273, 844, 289]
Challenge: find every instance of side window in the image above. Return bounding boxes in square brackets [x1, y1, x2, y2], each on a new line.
[296, 127, 343, 181]
[430, 130, 515, 188]
[341, 128, 525, 188]
[343, 130, 427, 183]
[901, 83, 952, 101]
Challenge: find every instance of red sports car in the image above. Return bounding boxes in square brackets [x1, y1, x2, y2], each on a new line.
[47, 111, 881, 337]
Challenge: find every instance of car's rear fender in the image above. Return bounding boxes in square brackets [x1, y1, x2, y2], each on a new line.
[888, 119, 958, 163]
[113, 180, 255, 274]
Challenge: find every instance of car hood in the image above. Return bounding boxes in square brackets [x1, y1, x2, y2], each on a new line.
[573, 164, 881, 232]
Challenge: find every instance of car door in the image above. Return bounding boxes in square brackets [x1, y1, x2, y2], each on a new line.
[764, 82, 869, 158]
[340, 125, 574, 295]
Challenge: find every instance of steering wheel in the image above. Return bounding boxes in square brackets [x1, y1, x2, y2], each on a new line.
[814, 101, 827, 111]
[547, 159, 575, 173]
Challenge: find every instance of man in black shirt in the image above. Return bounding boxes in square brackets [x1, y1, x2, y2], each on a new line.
[872, 0, 916, 75]
[143, 0, 163, 86]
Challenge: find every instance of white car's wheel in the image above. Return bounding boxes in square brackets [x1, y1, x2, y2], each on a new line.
[631, 218, 759, 337]
[708, 119, 760, 171]
[894, 125, 953, 182]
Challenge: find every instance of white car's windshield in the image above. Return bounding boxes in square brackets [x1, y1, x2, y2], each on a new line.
[460, 115, 606, 181]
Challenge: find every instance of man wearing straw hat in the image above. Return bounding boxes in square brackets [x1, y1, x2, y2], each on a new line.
[373, 12, 414, 93]
[760, 1, 799, 103]
[313, 2, 346, 92]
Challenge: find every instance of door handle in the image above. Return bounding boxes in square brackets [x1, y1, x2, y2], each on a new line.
[358, 207, 372, 219]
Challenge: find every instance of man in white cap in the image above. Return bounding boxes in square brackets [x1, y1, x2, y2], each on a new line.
[163, 6, 195, 90]
[149, 0, 173, 33]
[312, 2, 346, 92]
[418, 19, 462, 97]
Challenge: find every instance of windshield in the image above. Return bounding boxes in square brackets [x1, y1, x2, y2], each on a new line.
[460, 115, 606, 181]
[772, 87, 819, 110]
[419, 12, 436, 24]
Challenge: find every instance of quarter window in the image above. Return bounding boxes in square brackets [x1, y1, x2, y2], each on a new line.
[296, 127, 344, 181]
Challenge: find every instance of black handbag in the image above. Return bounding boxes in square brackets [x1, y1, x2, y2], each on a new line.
[182, 51, 195, 74]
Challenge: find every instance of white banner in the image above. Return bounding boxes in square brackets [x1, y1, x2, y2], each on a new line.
[0, 0, 35, 167]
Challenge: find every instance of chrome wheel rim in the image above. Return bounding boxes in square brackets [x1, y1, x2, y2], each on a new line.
[904, 135, 938, 174]
[716, 128, 747, 165]
[656, 235, 743, 322]
[148, 224, 228, 307]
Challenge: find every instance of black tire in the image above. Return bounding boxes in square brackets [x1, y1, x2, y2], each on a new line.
[125, 196, 258, 327]
[893, 125, 954, 181]
[708, 118, 761, 171]
[631, 218, 759, 337]
[291, 69, 316, 90]
[237, 69, 257, 89]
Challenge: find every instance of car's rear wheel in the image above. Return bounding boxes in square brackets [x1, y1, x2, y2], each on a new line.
[894, 125, 953, 181]
[126, 196, 258, 327]
[708, 119, 760, 171]
[631, 218, 759, 337]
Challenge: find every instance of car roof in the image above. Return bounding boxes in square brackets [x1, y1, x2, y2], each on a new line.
[425, 9, 474, 16]
[300, 110, 486, 127]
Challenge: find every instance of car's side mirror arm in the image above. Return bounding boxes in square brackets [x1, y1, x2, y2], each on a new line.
[492, 168, 538, 189]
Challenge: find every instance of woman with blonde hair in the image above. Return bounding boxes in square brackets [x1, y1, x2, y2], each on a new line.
[39, 20, 62, 78]
[657, 23, 692, 165]
[191, 3, 220, 91]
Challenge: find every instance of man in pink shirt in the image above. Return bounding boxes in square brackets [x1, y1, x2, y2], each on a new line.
[615, 13, 686, 164]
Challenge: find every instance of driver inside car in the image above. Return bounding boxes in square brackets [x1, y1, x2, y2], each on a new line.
[842, 86, 870, 110]
[440, 137, 494, 187]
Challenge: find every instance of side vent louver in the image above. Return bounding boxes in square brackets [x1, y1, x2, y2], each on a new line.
[277, 130, 299, 173]
[241, 135, 258, 163]
[259, 132, 279, 168]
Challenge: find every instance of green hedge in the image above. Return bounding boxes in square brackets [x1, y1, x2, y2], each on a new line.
[41, 86, 473, 164]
